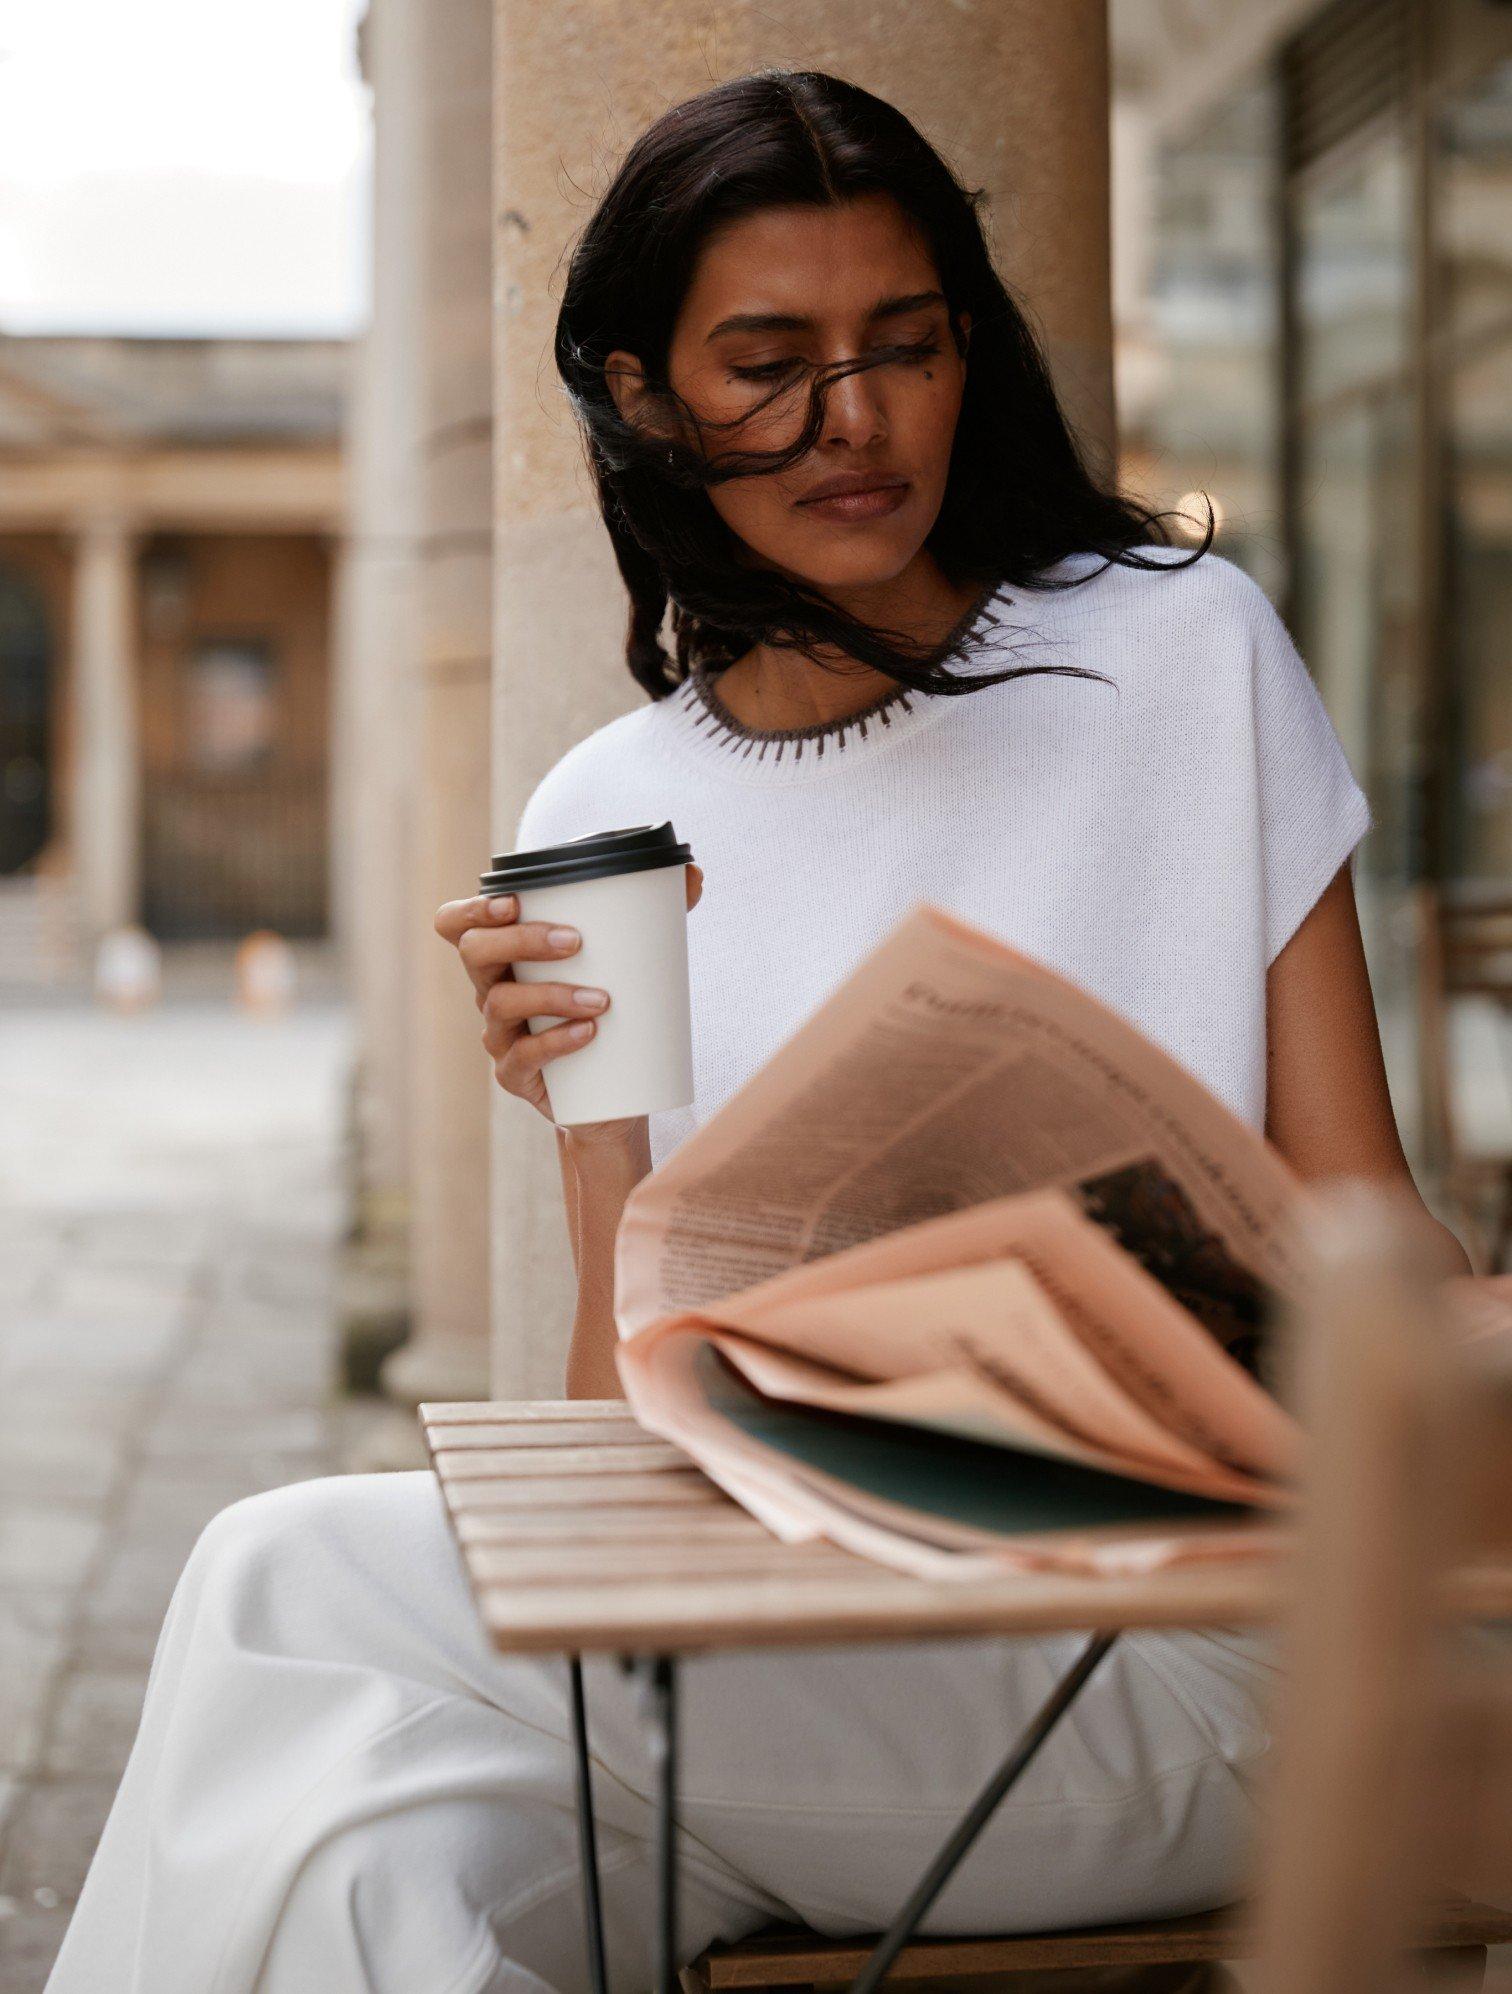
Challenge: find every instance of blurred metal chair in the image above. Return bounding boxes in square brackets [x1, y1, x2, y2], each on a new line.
[1416, 884, 1512, 1273]
[1250, 1183, 1512, 1994]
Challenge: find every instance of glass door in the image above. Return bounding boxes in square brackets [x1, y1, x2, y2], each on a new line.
[1287, 117, 1422, 1138]
[1437, 54, 1512, 886]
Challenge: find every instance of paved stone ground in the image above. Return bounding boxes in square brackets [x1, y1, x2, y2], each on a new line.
[0, 965, 356, 1991]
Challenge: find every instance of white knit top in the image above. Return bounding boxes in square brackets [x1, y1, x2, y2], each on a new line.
[513, 546, 1372, 1171]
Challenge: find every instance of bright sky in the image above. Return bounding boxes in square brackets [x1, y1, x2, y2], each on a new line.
[0, 0, 370, 336]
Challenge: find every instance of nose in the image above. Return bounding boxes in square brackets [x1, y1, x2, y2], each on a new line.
[820, 356, 887, 448]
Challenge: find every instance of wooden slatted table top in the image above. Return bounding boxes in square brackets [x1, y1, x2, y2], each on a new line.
[421, 1400, 1512, 1657]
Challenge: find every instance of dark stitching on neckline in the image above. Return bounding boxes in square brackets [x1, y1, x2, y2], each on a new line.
[682, 574, 1008, 762]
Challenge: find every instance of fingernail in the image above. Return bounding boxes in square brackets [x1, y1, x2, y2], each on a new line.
[488, 894, 516, 918]
[573, 988, 607, 1010]
[566, 1020, 594, 1040]
[548, 926, 579, 951]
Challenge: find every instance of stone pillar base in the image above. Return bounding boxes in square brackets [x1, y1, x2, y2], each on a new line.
[379, 1331, 491, 1407]
[336, 1186, 413, 1395]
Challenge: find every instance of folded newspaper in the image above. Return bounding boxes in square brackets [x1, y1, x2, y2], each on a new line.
[611, 904, 1512, 1581]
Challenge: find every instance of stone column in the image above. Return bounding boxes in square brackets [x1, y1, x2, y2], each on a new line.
[379, 0, 495, 1405]
[69, 514, 141, 939]
[994, 4, 1116, 485]
[329, 530, 418, 1219]
[330, 0, 424, 1400]
[489, 1, 1114, 1394]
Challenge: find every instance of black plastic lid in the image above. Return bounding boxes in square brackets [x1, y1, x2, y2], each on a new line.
[480, 821, 693, 896]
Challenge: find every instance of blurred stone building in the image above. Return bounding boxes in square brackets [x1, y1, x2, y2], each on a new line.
[0, 335, 345, 979]
[1113, 0, 1512, 1150]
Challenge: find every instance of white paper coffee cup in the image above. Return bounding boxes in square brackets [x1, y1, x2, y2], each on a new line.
[480, 822, 695, 1127]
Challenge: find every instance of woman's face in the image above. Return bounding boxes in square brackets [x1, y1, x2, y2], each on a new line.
[608, 192, 970, 591]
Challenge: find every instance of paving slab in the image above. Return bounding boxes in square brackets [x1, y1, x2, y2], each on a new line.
[0, 1406, 128, 1507]
[0, 987, 358, 1991]
[0, 1596, 73, 1776]
[41, 1670, 149, 1780]
[80, 1540, 196, 1643]
[0, 1910, 75, 1989]
[0, 1507, 106, 1596]
[0, 1777, 130, 1905]
[60, 1210, 218, 1271]
[48, 1258, 201, 1319]
[0, 1314, 187, 1391]
[139, 1403, 328, 1463]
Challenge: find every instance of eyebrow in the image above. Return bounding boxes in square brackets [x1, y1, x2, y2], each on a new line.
[704, 288, 948, 343]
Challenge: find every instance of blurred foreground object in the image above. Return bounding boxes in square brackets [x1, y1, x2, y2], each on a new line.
[235, 930, 297, 1014]
[1252, 1181, 1512, 1994]
[1417, 885, 1512, 1274]
[94, 924, 162, 1010]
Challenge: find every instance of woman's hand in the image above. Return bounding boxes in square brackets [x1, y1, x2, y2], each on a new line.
[432, 863, 704, 1135]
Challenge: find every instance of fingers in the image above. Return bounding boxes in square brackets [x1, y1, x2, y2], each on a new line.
[440, 863, 701, 978]
[434, 892, 510, 944]
[454, 913, 583, 1003]
[442, 861, 701, 1036]
[492, 1014, 600, 1099]
[480, 978, 608, 1059]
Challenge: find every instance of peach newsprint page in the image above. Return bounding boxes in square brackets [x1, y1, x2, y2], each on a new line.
[612, 903, 1512, 1581]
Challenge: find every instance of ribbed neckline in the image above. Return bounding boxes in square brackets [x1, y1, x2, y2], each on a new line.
[667, 571, 1012, 783]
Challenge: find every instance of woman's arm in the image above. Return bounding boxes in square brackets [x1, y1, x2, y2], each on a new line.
[556, 1120, 654, 1398]
[1265, 860, 1472, 1277]
[436, 862, 703, 1401]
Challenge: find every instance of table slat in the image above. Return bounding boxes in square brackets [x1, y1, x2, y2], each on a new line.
[432, 1441, 687, 1480]
[467, 1539, 857, 1585]
[443, 1470, 726, 1513]
[421, 1399, 632, 1425]
[425, 1420, 648, 1450]
[455, 1509, 775, 1545]
[472, 1564, 1279, 1653]
[425, 1401, 1512, 1655]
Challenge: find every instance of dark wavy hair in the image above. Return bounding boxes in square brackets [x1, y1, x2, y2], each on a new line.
[553, 68, 1214, 702]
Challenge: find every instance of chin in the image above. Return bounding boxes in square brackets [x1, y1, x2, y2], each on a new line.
[764, 529, 925, 592]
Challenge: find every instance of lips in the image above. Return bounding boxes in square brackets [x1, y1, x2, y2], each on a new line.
[798, 475, 909, 505]
[795, 477, 912, 523]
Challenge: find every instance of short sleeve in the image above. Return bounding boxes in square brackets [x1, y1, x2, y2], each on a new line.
[1247, 579, 1373, 965]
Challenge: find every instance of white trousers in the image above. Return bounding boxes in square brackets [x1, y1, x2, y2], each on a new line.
[45, 1470, 1280, 1994]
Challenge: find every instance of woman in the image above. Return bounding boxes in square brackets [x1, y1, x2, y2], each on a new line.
[48, 69, 1468, 1994]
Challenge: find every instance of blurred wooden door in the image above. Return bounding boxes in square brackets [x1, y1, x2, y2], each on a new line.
[0, 559, 53, 875]
[139, 535, 331, 940]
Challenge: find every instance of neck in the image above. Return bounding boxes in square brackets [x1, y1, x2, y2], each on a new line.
[712, 555, 986, 733]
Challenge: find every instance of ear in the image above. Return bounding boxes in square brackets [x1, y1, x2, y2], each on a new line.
[604, 348, 653, 428]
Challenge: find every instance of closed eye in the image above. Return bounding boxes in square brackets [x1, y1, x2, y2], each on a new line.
[730, 338, 942, 384]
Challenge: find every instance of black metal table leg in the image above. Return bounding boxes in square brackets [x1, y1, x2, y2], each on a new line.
[845, 1631, 1119, 1994]
[569, 1655, 611, 1994]
[574, 1632, 1115, 1994]
[647, 1655, 679, 1994]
